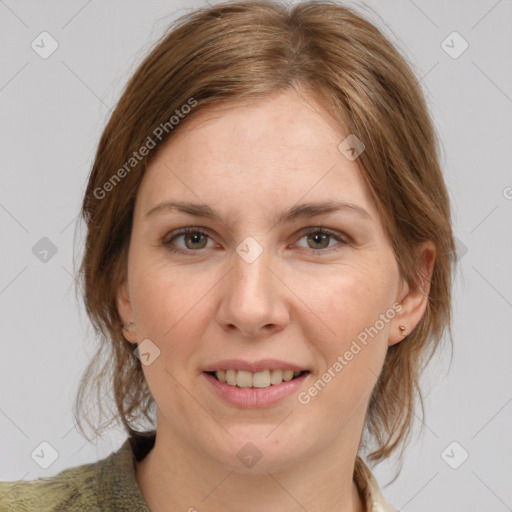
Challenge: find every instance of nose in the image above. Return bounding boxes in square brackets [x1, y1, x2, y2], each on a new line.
[215, 243, 289, 338]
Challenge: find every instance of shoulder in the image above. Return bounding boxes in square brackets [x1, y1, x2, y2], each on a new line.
[0, 458, 103, 512]
[0, 432, 154, 512]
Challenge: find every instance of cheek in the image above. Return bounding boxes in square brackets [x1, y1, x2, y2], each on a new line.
[297, 259, 396, 409]
[302, 260, 396, 346]
[299, 276, 392, 417]
[131, 256, 205, 329]
[130, 256, 221, 373]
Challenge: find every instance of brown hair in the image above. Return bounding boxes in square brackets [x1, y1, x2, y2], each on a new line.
[74, 0, 456, 478]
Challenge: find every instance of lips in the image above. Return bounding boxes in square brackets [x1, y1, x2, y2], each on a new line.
[201, 358, 311, 406]
[202, 370, 310, 408]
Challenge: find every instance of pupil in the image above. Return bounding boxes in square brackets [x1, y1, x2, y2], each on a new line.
[186, 233, 206, 249]
[310, 233, 328, 249]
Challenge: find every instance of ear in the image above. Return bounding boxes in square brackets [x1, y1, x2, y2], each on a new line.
[388, 241, 436, 347]
[117, 279, 137, 344]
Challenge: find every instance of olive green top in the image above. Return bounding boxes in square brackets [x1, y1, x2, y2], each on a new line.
[0, 430, 397, 511]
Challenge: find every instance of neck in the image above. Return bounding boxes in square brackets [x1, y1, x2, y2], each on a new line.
[135, 424, 366, 512]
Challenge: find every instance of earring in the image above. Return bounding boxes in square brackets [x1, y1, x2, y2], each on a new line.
[399, 325, 406, 335]
[122, 321, 135, 329]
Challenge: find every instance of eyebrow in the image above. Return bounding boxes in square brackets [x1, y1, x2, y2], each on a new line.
[144, 200, 372, 223]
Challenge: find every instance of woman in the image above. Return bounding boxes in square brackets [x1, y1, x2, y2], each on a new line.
[0, 1, 455, 510]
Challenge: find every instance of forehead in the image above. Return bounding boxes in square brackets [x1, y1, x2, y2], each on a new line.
[135, 90, 378, 220]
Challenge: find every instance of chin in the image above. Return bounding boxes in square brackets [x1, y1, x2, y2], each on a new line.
[204, 431, 309, 475]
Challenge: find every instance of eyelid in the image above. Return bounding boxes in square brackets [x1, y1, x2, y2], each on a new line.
[295, 226, 348, 242]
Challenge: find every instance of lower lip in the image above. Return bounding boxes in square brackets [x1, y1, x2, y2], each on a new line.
[202, 371, 310, 408]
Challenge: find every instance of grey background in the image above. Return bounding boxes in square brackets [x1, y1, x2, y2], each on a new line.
[1, 1, 511, 510]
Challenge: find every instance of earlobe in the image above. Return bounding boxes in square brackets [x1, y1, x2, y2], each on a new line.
[117, 280, 137, 343]
[388, 241, 436, 347]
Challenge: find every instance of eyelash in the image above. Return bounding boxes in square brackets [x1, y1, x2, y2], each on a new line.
[162, 226, 348, 256]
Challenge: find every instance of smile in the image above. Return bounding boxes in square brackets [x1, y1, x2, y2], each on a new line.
[207, 369, 308, 389]
[202, 370, 311, 408]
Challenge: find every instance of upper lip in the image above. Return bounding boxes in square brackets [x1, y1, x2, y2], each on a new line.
[203, 359, 308, 373]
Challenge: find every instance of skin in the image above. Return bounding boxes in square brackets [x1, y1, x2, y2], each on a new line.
[117, 87, 435, 512]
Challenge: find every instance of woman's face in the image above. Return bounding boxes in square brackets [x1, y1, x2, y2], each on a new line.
[118, 88, 429, 473]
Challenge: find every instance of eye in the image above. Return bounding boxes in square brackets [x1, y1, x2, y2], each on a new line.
[294, 227, 348, 254]
[162, 226, 348, 256]
[163, 227, 215, 254]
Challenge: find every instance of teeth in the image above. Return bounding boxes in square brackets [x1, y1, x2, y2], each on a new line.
[236, 370, 253, 388]
[283, 370, 294, 381]
[270, 369, 284, 385]
[225, 369, 236, 386]
[252, 370, 270, 388]
[213, 369, 305, 388]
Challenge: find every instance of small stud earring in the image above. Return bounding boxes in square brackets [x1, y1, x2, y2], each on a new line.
[399, 325, 406, 335]
[123, 321, 135, 329]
